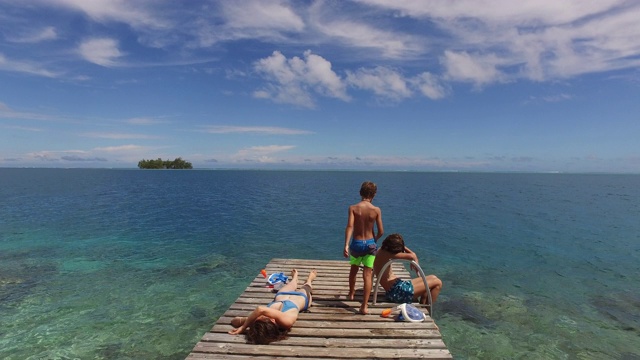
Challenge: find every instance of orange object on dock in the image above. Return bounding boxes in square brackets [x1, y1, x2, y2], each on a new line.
[260, 269, 267, 278]
[381, 308, 392, 317]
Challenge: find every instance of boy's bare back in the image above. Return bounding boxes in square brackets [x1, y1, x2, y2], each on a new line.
[348, 200, 382, 240]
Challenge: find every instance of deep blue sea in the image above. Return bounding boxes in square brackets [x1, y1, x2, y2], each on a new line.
[1, 169, 639, 359]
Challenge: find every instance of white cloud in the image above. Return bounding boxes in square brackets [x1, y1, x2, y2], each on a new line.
[48, 0, 168, 29]
[3, 125, 44, 132]
[357, 0, 622, 25]
[126, 117, 163, 125]
[93, 144, 144, 152]
[346, 66, 412, 100]
[81, 132, 160, 139]
[0, 102, 64, 120]
[254, 50, 349, 107]
[0, 53, 59, 78]
[7, 26, 58, 43]
[234, 144, 296, 162]
[442, 51, 506, 87]
[202, 126, 312, 135]
[78, 38, 123, 67]
[191, 1, 304, 48]
[411, 72, 449, 100]
[346, 67, 449, 100]
[313, 18, 423, 60]
[357, 0, 640, 82]
[222, 0, 304, 32]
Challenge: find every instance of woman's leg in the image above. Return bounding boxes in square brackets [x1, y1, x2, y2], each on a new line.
[301, 269, 317, 308]
[277, 269, 299, 293]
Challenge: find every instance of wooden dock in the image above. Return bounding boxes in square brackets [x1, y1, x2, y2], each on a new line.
[187, 258, 452, 359]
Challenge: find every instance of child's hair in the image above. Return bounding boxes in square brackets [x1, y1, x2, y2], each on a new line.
[380, 233, 405, 254]
[360, 181, 377, 199]
[245, 317, 290, 345]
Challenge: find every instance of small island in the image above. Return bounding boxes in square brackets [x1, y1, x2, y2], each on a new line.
[138, 157, 193, 169]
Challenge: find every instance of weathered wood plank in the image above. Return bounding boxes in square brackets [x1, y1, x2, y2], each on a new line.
[186, 258, 451, 359]
[200, 332, 448, 348]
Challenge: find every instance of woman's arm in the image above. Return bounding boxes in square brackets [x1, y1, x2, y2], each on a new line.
[228, 306, 268, 335]
[228, 306, 297, 335]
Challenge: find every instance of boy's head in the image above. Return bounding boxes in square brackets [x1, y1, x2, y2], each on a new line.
[360, 181, 377, 199]
[380, 233, 405, 254]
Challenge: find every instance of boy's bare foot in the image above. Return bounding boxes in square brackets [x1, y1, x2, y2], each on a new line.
[348, 291, 355, 301]
[359, 303, 369, 315]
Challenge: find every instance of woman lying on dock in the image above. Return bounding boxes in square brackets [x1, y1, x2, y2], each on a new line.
[229, 268, 317, 344]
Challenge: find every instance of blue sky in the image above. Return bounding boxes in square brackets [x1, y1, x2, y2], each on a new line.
[1, 0, 639, 172]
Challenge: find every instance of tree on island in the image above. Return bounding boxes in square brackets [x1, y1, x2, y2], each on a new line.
[138, 157, 193, 169]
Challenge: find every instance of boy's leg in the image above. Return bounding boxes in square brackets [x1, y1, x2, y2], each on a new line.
[411, 275, 443, 304]
[426, 275, 443, 303]
[360, 266, 373, 315]
[411, 276, 428, 304]
[278, 269, 299, 293]
[348, 265, 359, 300]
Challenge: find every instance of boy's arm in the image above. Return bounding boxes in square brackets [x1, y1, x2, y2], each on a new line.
[374, 207, 384, 242]
[390, 246, 419, 264]
[344, 207, 354, 258]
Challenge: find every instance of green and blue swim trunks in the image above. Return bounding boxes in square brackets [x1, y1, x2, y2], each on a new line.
[349, 238, 377, 268]
[386, 278, 415, 303]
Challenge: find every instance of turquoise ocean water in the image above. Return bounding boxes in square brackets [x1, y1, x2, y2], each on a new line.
[1, 169, 639, 359]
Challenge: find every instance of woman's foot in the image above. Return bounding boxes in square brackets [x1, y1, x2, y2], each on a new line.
[290, 269, 299, 282]
[304, 269, 317, 284]
[348, 290, 355, 301]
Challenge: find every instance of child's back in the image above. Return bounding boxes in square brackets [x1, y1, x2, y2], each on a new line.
[343, 181, 384, 315]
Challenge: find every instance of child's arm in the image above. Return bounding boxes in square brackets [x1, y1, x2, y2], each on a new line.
[374, 207, 384, 242]
[392, 245, 419, 264]
[344, 206, 355, 258]
[402, 246, 422, 272]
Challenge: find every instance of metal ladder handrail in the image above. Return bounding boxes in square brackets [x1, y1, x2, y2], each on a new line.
[372, 259, 433, 317]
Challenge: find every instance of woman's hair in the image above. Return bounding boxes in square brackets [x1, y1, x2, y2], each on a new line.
[245, 318, 290, 345]
[380, 233, 405, 254]
[360, 181, 377, 199]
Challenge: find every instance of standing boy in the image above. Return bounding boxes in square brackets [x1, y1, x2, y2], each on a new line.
[344, 181, 384, 315]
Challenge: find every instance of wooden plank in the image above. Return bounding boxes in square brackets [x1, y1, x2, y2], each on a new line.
[186, 258, 451, 359]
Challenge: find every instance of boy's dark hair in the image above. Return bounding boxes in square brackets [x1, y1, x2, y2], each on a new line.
[380, 233, 405, 254]
[245, 318, 290, 345]
[360, 181, 377, 199]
